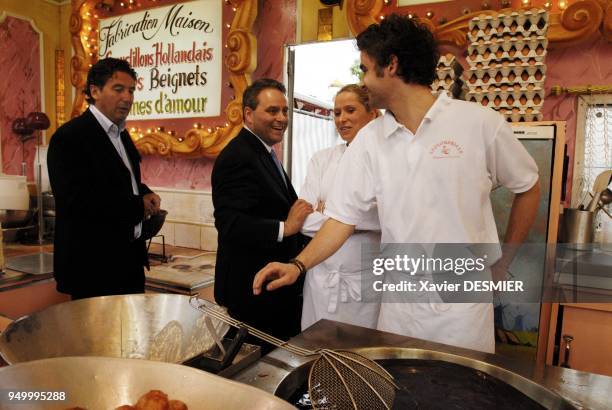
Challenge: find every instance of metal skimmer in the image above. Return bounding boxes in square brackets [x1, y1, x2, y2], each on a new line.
[190, 297, 397, 410]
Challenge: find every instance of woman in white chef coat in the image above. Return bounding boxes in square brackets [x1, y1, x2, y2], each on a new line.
[300, 84, 380, 330]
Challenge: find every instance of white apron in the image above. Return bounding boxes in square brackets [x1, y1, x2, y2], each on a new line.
[301, 231, 381, 330]
[377, 302, 495, 353]
[376, 255, 496, 353]
[300, 144, 381, 330]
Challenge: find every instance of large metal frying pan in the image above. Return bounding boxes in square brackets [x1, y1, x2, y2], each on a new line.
[0, 294, 229, 365]
[0, 356, 295, 410]
[273, 347, 576, 410]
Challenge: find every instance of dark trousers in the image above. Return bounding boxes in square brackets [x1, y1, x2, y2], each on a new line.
[69, 240, 146, 300]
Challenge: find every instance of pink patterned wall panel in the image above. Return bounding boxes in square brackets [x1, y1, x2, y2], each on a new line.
[252, 0, 296, 81]
[141, 156, 214, 190]
[140, 0, 297, 190]
[541, 38, 612, 205]
[0, 15, 42, 181]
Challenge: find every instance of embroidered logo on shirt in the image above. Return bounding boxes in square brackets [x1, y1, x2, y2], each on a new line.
[429, 140, 464, 159]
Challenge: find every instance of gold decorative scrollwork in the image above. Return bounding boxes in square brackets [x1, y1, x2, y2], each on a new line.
[55, 50, 66, 128]
[226, 30, 256, 73]
[605, 1, 612, 41]
[346, 0, 383, 37]
[548, 0, 605, 47]
[70, 0, 95, 119]
[551, 84, 612, 94]
[345, 0, 612, 48]
[71, 0, 258, 158]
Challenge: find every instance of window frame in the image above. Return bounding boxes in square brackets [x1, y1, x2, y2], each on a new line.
[571, 94, 612, 208]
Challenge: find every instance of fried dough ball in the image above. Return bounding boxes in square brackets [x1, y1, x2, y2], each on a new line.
[169, 400, 188, 410]
[135, 390, 169, 410]
[69, 390, 187, 410]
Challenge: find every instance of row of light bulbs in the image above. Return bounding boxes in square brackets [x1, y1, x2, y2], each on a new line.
[379, 0, 570, 22]
[523, 0, 569, 8]
[129, 122, 232, 142]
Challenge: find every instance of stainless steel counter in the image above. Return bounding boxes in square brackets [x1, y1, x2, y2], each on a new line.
[232, 320, 612, 410]
[0, 245, 69, 320]
[0, 244, 53, 292]
[0, 269, 53, 292]
[556, 245, 612, 294]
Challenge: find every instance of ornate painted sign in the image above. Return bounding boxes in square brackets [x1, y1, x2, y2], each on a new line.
[98, 0, 222, 120]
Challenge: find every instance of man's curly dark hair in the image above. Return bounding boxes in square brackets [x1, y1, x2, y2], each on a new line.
[356, 14, 439, 86]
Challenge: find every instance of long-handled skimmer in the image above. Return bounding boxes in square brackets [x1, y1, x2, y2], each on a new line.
[189, 297, 397, 410]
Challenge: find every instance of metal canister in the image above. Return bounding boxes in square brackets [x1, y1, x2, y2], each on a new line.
[560, 208, 594, 250]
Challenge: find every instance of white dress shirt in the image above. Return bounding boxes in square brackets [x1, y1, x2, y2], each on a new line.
[244, 126, 285, 242]
[89, 104, 142, 240]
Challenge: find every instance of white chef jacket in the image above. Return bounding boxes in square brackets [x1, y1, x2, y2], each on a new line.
[325, 93, 539, 353]
[300, 144, 381, 330]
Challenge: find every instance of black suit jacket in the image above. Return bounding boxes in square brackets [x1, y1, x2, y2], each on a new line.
[47, 109, 152, 297]
[212, 128, 307, 340]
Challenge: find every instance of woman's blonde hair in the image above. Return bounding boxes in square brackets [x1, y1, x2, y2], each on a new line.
[336, 84, 373, 112]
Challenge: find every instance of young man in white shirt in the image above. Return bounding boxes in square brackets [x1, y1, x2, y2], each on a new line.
[253, 14, 540, 352]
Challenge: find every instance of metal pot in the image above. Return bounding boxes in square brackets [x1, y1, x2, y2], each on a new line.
[0, 209, 33, 229]
[0, 294, 229, 365]
[0, 356, 295, 410]
[560, 208, 593, 250]
[142, 209, 168, 240]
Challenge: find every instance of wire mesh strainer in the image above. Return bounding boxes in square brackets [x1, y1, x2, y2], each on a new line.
[190, 297, 397, 410]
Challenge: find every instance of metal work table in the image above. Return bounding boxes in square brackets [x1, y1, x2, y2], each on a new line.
[232, 319, 612, 410]
[0, 244, 69, 320]
[0, 270, 53, 292]
[0, 244, 54, 292]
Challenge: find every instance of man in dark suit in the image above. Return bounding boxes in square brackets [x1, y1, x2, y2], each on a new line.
[212, 79, 312, 342]
[47, 58, 161, 300]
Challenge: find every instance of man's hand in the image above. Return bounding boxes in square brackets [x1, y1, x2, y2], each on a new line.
[143, 193, 161, 217]
[254, 218, 355, 295]
[284, 199, 313, 237]
[491, 260, 511, 283]
[253, 262, 301, 295]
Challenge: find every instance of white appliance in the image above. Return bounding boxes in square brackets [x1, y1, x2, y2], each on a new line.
[0, 174, 29, 211]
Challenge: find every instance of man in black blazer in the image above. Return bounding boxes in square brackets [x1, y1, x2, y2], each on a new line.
[212, 79, 312, 341]
[47, 58, 161, 300]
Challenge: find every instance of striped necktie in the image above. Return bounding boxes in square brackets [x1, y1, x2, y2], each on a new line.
[270, 149, 287, 187]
